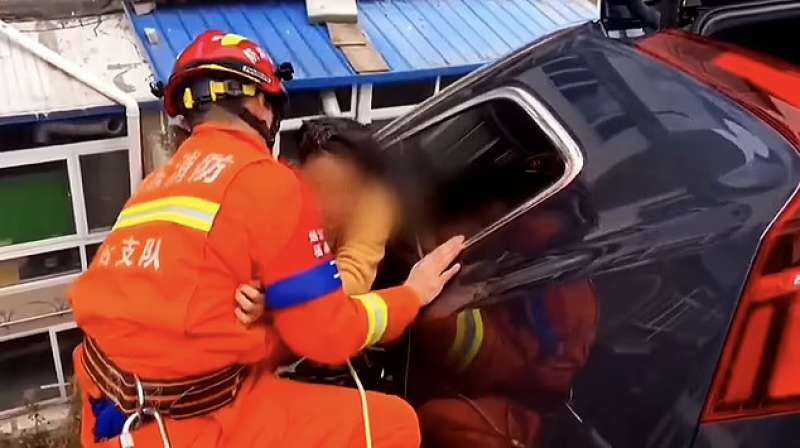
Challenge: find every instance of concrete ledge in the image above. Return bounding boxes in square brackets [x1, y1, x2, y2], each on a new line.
[306, 0, 357, 24]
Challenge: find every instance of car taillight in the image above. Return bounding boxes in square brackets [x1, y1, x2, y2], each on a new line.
[703, 194, 800, 422]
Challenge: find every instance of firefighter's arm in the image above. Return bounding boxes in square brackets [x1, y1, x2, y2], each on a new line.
[241, 164, 462, 365]
[417, 308, 487, 374]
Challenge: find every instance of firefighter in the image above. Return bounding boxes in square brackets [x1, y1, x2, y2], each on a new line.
[296, 118, 398, 296]
[234, 118, 398, 368]
[69, 30, 463, 447]
[413, 189, 599, 447]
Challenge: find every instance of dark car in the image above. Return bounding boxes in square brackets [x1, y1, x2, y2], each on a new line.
[285, 1, 800, 447]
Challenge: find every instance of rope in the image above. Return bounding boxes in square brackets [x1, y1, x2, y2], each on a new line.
[348, 360, 373, 448]
[456, 393, 524, 447]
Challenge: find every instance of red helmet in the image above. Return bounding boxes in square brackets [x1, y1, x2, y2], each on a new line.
[162, 30, 293, 117]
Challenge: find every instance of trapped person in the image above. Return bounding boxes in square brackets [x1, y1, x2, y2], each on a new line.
[69, 31, 462, 448]
[236, 117, 399, 328]
[297, 118, 398, 295]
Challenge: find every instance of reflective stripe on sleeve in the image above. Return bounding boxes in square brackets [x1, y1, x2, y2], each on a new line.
[267, 260, 343, 310]
[113, 196, 221, 233]
[352, 293, 389, 347]
[447, 309, 484, 372]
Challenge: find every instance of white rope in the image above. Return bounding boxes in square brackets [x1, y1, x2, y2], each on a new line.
[347, 360, 373, 448]
[276, 357, 372, 447]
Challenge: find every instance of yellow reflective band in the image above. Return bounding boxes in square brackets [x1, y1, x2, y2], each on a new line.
[195, 64, 263, 85]
[183, 88, 194, 110]
[114, 211, 213, 232]
[459, 309, 484, 371]
[206, 81, 256, 101]
[353, 293, 389, 347]
[242, 84, 257, 96]
[210, 81, 227, 95]
[447, 309, 484, 372]
[114, 196, 221, 233]
[220, 33, 247, 47]
[120, 196, 220, 217]
[209, 80, 226, 102]
[447, 311, 469, 363]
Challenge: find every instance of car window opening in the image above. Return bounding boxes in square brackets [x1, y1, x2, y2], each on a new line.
[385, 97, 568, 263]
[701, 9, 800, 67]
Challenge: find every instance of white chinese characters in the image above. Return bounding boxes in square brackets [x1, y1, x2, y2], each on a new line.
[169, 150, 201, 185]
[190, 154, 234, 184]
[98, 246, 114, 267]
[308, 229, 331, 259]
[138, 238, 162, 271]
[97, 237, 162, 271]
[115, 237, 141, 267]
[140, 152, 235, 193]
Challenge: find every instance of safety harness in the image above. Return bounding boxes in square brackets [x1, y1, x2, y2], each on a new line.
[82, 337, 247, 446]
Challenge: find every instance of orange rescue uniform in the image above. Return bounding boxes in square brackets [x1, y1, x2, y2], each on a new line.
[70, 123, 422, 447]
[413, 281, 598, 446]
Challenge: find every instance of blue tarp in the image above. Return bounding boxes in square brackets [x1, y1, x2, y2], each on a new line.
[127, 0, 596, 91]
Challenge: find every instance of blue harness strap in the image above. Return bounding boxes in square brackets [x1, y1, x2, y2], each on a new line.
[91, 398, 126, 441]
[526, 292, 560, 358]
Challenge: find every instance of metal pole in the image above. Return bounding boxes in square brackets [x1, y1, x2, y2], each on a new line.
[48, 328, 67, 399]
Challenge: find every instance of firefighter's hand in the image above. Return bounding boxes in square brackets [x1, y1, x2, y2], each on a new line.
[235, 284, 265, 326]
[405, 235, 465, 306]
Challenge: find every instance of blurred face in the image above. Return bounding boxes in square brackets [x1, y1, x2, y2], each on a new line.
[301, 153, 368, 231]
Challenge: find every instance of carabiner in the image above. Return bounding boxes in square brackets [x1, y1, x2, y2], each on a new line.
[118, 376, 172, 448]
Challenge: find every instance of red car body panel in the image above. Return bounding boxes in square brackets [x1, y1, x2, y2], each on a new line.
[637, 30, 800, 150]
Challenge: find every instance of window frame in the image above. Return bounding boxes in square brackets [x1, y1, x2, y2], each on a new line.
[370, 78, 438, 117]
[0, 136, 126, 374]
[0, 138, 125, 292]
[0, 320, 77, 419]
[275, 86, 359, 159]
[384, 86, 584, 250]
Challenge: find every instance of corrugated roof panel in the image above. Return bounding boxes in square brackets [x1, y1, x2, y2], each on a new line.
[466, 1, 532, 50]
[0, 14, 155, 121]
[129, 0, 596, 90]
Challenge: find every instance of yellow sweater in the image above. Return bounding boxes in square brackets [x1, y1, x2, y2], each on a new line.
[332, 184, 396, 295]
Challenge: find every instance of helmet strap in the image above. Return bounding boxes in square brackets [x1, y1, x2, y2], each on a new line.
[237, 106, 280, 149]
[184, 78, 283, 150]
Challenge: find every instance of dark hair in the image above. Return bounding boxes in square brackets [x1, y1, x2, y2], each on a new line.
[296, 118, 387, 178]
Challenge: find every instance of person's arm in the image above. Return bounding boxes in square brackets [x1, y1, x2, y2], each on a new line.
[234, 284, 265, 326]
[238, 163, 462, 365]
[336, 185, 396, 295]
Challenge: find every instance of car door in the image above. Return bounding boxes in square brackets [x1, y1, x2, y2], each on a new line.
[376, 21, 800, 447]
[379, 83, 595, 447]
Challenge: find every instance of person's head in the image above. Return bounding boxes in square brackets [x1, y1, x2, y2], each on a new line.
[297, 118, 388, 229]
[159, 30, 294, 149]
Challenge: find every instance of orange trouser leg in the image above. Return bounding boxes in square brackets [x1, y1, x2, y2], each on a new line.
[221, 374, 421, 448]
[78, 359, 419, 448]
[83, 376, 420, 448]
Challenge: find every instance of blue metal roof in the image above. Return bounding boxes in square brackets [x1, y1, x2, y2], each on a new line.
[127, 0, 596, 91]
